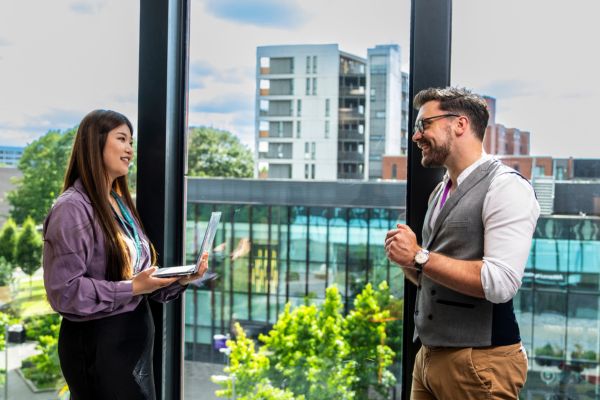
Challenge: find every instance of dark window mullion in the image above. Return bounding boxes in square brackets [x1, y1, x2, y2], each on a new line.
[266, 205, 272, 323]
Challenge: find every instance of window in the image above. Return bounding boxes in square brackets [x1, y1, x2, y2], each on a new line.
[453, 1, 600, 398]
[258, 141, 269, 153]
[183, 1, 410, 396]
[259, 79, 270, 91]
[259, 100, 268, 116]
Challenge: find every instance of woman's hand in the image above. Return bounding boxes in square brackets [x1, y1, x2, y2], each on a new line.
[178, 252, 209, 286]
[132, 267, 179, 296]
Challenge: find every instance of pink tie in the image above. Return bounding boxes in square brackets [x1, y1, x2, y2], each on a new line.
[440, 180, 453, 208]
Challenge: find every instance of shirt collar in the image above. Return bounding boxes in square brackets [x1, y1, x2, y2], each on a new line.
[444, 152, 493, 187]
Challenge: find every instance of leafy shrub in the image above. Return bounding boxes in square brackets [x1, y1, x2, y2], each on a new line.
[535, 343, 564, 358]
[20, 313, 63, 389]
[571, 344, 598, 361]
[215, 282, 400, 399]
[24, 313, 61, 341]
[21, 334, 62, 389]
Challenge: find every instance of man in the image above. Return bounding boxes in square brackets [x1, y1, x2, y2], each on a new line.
[385, 87, 539, 399]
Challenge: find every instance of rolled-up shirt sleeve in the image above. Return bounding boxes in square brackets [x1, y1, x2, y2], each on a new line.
[481, 173, 540, 304]
[43, 200, 134, 319]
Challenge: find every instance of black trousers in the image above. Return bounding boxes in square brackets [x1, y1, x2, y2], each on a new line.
[58, 298, 156, 400]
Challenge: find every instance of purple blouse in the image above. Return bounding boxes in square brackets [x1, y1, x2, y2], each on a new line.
[43, 179, 185, 321]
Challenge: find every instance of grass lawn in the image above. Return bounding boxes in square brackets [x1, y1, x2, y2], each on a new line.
[11, 272, 54, 319]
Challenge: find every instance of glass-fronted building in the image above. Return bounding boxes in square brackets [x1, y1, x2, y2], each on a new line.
[183, 178, 405, 364]
[183, 179, 600, 398]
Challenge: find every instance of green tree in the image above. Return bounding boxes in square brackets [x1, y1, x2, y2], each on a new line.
[216, 284, 401, 399]
[0, 257, 13, 286]
[7, 128, 76, 224]
[213, 322, 295, 399]
[187, 126, 253, 177]
[262, 288, 356, 400]
[15, 216, 43, 296]
[128, 139, 137, 194]
[344, 282, 397, 399]
[0, 218, 18, 264]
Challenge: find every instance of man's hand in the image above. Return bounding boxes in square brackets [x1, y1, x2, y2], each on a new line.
[178, 252, 209, 286]
[384, 224, 421, 267]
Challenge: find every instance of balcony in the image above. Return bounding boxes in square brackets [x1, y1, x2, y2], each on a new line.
[339, 109, 365, 120]
[269, 58, 294, 74]
[340, 86, 366, 97]
[337, 172, 364, 180]
[338, 130, 364, 140]
[338, 151, 365, 162]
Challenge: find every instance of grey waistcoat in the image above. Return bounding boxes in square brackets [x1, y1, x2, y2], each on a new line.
[414, 159, 523, 347]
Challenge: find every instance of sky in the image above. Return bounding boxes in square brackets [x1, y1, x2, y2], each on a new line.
[0, 0, 599, 157]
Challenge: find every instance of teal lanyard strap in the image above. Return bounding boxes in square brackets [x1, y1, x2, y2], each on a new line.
[111, 191, 142, 274]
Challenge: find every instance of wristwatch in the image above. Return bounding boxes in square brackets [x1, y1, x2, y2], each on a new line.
[414, 249, 430, 272]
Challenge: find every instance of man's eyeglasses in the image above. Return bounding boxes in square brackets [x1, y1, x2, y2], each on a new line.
[413, 114, 460, 134]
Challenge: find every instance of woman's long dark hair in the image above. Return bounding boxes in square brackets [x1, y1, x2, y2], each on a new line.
[63, 109, 156, 280]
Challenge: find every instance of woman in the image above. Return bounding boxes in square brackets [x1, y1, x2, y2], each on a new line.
[43, 109, 205, 399]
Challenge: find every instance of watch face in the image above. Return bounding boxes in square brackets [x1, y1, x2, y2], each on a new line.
[415, 251, 429, 264]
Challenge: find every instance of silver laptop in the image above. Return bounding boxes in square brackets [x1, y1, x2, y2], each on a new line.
[152, 211, 221, 278]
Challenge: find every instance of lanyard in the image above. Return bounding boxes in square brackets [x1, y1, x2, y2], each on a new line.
[111, 191, 142, 274]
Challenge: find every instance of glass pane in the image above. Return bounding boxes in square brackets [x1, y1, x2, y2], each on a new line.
[0, 2, 140, 397]
[184, 0, 410, 397]
[452, 1, 600, 398]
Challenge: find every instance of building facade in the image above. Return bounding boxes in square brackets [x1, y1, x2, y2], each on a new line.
[256, 44, 365, 180]
[0, 146, 24, 167]
[256, 44, 408, 181]
[184, 178, 600, 399]
[366, 44, 403, 180]
[483, 96, 531, 156]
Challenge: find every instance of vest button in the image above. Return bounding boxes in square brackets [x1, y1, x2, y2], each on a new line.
[418, 285, 422, 290]
[431, 289, 436, 295]
[428, 314, 433, 320]
[414, 310, 419, 316]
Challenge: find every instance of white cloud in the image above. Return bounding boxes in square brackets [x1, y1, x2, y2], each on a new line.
[1, 0, 598, 158]
[451, 0, 600, 157]
[0, 0, 139, 146]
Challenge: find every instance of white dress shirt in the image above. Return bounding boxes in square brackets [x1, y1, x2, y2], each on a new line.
[429, 154, 540, 304]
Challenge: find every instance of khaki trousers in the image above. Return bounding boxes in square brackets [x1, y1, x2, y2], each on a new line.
[411, 342, 528, 400]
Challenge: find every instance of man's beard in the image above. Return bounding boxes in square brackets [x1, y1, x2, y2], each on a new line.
[420, 129, 452, 168]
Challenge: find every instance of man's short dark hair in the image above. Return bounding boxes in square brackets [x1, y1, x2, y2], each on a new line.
[413, 87, 489, 141]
